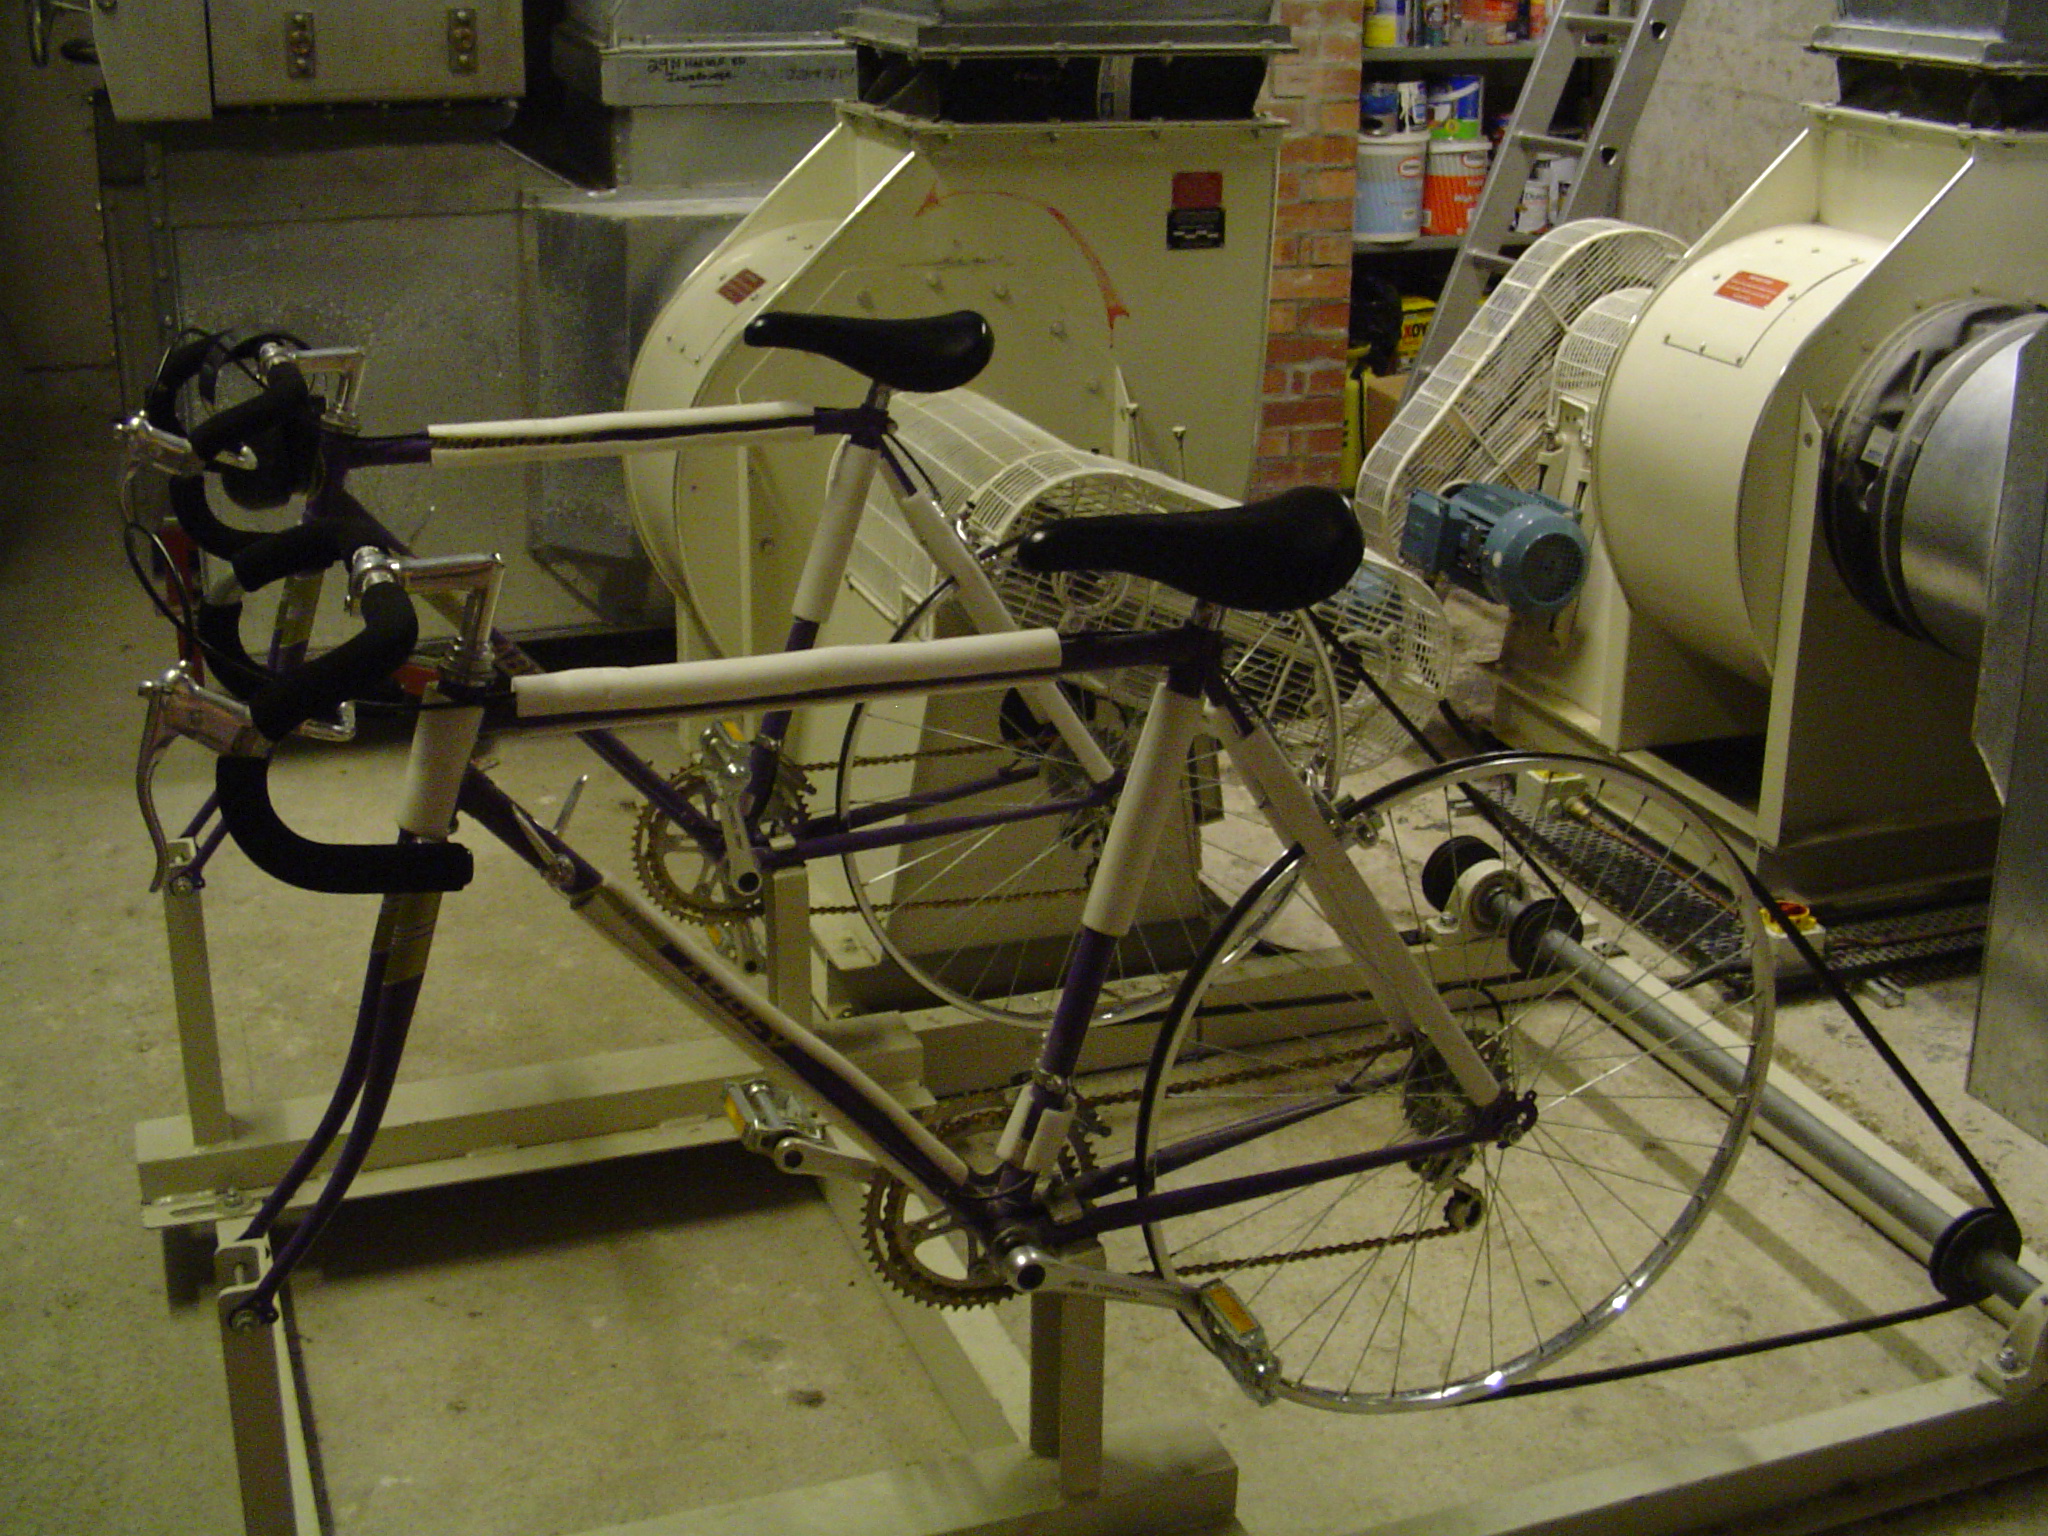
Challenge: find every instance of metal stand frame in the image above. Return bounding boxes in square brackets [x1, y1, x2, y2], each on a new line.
[176, 860, 1235, 1536]
[149, 835, 2048, 1536]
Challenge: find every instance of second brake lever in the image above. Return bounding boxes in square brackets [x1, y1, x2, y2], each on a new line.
[136, 664, 264, 893]
[134, 662, 355, 894]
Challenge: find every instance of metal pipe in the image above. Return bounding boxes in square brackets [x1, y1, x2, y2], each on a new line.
[1540, 927, 2042, 1311]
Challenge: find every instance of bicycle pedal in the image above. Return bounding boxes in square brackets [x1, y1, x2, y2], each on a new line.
[1196, 1281, 1281, 1405]
[723, 1078, 824, 1154]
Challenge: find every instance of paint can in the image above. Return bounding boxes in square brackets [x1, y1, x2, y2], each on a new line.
[1423, 140, 1491, 237]
[1458, 0, 1516, 43]
[1545, 153, 1582, 217]
[1365, 0, 1405, 47]
[1356, 129, 1431, 243]
[1363, 78, 1429, 133]
[1426, 74, 1483, 140]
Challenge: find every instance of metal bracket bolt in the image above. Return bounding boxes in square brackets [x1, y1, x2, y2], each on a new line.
[1979, 1279, 2048, 1399]
[446, 8, 477, 73]
[285, 12, 315, 79]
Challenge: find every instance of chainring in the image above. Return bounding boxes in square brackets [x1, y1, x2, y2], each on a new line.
[630, 752, 811, 971]
[631, 768, 764, 925]
[859, 1099, 1108, 1309]
[860, 1107, 1013, 1309]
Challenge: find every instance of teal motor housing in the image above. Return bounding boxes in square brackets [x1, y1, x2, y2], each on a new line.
[1401, 483, 1589, 617]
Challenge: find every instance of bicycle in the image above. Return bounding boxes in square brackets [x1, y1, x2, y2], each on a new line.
[123, 312, 1773, 1411]
[122, 313, 1365, 1032]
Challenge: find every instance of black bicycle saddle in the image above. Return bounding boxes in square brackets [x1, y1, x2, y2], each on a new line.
[743, 310, 994, 394]
[1013, 486, 1364, 614]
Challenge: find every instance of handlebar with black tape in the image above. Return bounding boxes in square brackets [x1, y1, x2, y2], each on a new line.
[247, 578, 411, 739]
[230, 515, 387, 594]
[214, 760, 473, 894]
[167, 472, 262, 561]
[152, 358, 319, 560]
[186, 358, 309, 464]
[143, 336, 222, 434]
[193, 517, 396, 702]
[214, 580, 473, 895]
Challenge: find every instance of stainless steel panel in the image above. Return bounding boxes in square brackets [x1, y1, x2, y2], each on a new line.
[1975, 332, 2048, 802]
[1814, 0, 2048, 67]
[1826, 0, 2048, 38]
[855, 0, 1276, 23]
[563, 0, 848, 47]
[210, 0, 525, 107]
[553, 29, 854, 107]
[608, 102, 840, 189]
[528, 194, 749, 584]
[91, 0, 212, 121]
[1894, 317, 2048, 662]
[1971, 329, 2048, 1141]
[842, 8, 1287, 55]
[170, 209, 593, 634]
[160, 137, 540, 227]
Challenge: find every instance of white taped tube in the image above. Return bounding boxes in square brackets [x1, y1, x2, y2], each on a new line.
[429, 402, 818, 466]
[514, 629, 1067, 721]
[398, 703, 483, 839]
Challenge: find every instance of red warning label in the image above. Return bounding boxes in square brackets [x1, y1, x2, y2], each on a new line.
[1714, 270, 1790, 308]
[1173, 171, 1224, 209]
[718, 268, 766, 304]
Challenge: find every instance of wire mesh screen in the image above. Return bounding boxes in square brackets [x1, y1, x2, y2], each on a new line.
[854, 389, 1451, 776]
[1551, 287, 1653, 410]
[1320, 550, 1453, 770]
[1354, 220, 1684, 552]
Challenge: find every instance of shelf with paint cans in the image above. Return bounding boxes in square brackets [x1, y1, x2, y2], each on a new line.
[1344, 11, 1626, 458]
[1352, 58, 1607, 247]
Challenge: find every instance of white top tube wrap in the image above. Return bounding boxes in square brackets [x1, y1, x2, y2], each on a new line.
[428, 401, 817, 466]
[513, 629, 1067, 721]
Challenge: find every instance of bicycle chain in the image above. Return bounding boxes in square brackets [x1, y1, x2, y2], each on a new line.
[1159, 1218, 1461, 1279]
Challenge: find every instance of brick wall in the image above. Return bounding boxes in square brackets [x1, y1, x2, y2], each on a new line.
[1251, 0, 1364, 498]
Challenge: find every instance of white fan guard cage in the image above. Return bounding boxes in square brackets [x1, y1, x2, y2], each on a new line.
[1552, 286, 1656, 414]
[847, 388, 1451, 777]
[1354, 219, 1685, 553]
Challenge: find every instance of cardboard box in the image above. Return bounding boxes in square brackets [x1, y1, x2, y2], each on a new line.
[1364, 370, 1407, 449]
[1343, 368, 1412, 486]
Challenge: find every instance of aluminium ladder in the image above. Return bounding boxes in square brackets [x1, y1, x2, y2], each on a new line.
[1409, 0, 1685, 383]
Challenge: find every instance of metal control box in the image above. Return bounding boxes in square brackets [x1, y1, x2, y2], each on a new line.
[562, 0, 848, 45]
[210, 0, 524, 107]
[94, 0, 524, 119]
[842, 0, 1288, 55]
[553, 0, 853, 109]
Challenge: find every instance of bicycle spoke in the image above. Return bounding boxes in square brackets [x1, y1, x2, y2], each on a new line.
[1136, 753, 1771, 1409]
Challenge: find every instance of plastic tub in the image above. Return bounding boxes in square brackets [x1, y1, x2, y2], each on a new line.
[1422, 140, 1490, 237]
[1356, 130, 1431, 242]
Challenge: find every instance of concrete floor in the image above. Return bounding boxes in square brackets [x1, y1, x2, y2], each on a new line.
[10, 450, 2048, 1536]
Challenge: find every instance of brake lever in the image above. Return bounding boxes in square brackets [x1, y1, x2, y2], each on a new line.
[135, 664, 266, 893]
[116, 413, 259, 475]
